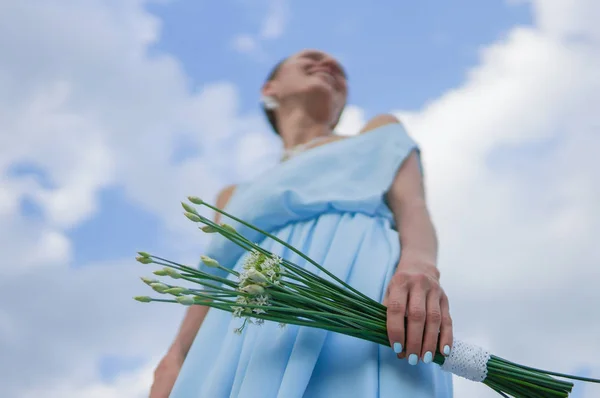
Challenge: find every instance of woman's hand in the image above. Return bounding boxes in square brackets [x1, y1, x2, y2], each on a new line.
[383, 259, 453, 365]
[149, 349, 184, 398]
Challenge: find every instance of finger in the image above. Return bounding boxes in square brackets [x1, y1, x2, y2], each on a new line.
[421, 289, 442, 364]
[405, 285, 427, 366]
[438, 293, 454, 357]
[385, 282, 408, 358]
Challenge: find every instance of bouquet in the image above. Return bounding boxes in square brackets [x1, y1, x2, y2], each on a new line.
[134, 197, 599, 398]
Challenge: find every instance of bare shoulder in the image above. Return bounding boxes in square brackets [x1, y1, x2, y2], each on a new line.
[359, 114, 402, 134]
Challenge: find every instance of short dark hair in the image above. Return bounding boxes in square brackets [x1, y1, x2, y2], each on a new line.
[262, 58, 287, 135]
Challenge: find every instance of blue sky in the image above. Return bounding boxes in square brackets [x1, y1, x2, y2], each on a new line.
[2, 1, 599, 397]
[149, 0, 531, 111]
[66, 0, 533, 267]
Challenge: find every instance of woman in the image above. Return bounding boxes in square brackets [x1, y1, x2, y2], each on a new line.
[151, 49, 454, 398]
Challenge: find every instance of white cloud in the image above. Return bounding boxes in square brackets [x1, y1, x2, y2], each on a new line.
[0, 1, 271, 396]
[0, 256, 187, 397]
[1, 0, 600, 398]
[260, 0, 289, 40]
[0, 1, 268, 272]
[231, 33, 259, 54]
[230, 0, 290, 55]
[20, 363, 153, 398]
[392, 1, 600, 396]
[335, 104, 366, 136]
[531, 0, 600, 41]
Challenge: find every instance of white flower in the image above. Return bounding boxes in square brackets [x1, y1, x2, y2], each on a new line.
[238, 270, 249, 284]
[238, 272, 249, 285]
[232, 306, 244, 318]
[243, 249, 262, 270]
[233, 327, 243, 335]
[260, 255, 283, 284]
[255, 295, 269, 306]
[255, 319, 265, 326]
[265, 269, 276, 278]
[249, 294, 270, 314]
[263, 255, 282, 271]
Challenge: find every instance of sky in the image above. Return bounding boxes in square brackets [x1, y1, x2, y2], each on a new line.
[0, 0, 599, 397]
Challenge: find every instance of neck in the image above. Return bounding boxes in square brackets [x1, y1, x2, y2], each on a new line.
[276, 109, 333, 149]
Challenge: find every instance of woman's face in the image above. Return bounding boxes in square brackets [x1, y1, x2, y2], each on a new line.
[264, 49, 348, 126]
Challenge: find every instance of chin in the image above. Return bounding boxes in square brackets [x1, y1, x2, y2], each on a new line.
[301, 80, 342, 119]
[304, 80, 337, 102]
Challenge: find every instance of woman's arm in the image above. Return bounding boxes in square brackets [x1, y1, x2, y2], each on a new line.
[149, 185, 236, 398]
[360, 114, 439, 265]
[167, 185, 236, 359]
[388, 152, 438, 268]
[366, 115, 453, 366]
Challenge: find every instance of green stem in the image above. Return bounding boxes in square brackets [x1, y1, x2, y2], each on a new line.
[485, 377, 535, 398]
[279, 283, 386, 331]
[194, 201, 377, 305]
[152, 255, 241, 280]
[192, 213, 388, 318]
[267, 288, 385, 332]
[282, 276, 386, 325]
[487, 362, 572, 391]
[491, 373, 567, 397]
[490, 355, 600, 384]
[198, 300, 388, 345]
[483, 380, 510, 398]
[281, 262, 387, 314]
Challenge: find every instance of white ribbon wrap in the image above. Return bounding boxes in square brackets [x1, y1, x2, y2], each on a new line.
[439, 339, 491, 382]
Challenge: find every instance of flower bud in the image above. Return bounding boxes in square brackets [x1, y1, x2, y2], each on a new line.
[220, 223, 237, 234]
[163, 267, 181, 279]
[176, 295, 195, 306]
[136, 256, 152, 264]
[140, 277, 157, 285]
[150, 283, 169, 293]
[184, 212, 202, 223]
[137, 251, 151, 258]
[134, 296, 152, 303]
[241, 284, 265, 295]
[246, 269, 268, 284]
[200, 225, 217, 233]
[181, 202, 198, 214]
[188, 196, 204, 205]
[153, 269, 168, 276]
[201, 255, 220, 268]
[164, 287, 186, 295]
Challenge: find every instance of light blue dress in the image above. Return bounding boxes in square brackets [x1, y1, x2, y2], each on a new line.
[170, 124, 453, 398]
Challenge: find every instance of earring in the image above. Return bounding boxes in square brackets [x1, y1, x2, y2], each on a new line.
[262, 95, 279, 110]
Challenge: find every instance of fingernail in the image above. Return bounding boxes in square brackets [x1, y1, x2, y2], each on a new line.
[393, 342, 403, 354]
[443, 345, 451, 356]
[408, 354, 418, 365]
[423, 351, 433, 364]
